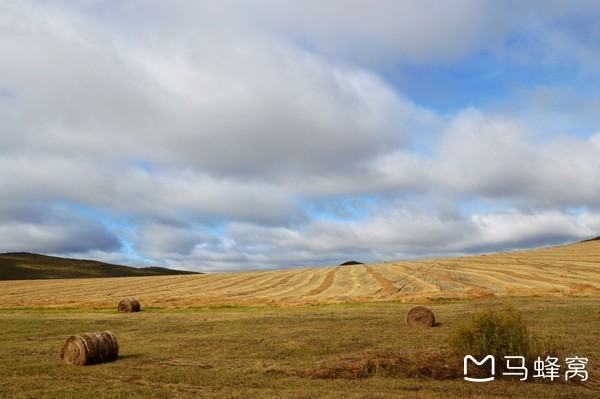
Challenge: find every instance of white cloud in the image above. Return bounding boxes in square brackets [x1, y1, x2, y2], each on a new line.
[138, 205, 600, 272]
[469, 209, 600, 251]
[1, 1, 600, 271]
[432, 110, 600, 206]
[134, 222, 219, 259]
[248, 0, 498, 64]
[1, 1, 434, 179]
[0, 202, 120, 254]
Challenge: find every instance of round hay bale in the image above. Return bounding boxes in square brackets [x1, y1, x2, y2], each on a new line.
[60, 331, 119, 365]
[118, 298, 141, 313]
[406, 306, 435, 327]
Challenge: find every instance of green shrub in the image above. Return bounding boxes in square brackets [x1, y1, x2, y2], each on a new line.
[449, 307, 541, 376]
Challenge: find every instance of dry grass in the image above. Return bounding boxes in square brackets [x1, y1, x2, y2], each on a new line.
[1, 242, 598, 398]
[0, 241, 598, 309]
[0, 297, 598, 398]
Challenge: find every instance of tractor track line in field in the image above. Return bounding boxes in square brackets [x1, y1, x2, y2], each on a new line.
[306, 267, 340, 296]
[392, 263, 437, 293]
[363, 265, 397, 295]
[228, 270, 305, 297]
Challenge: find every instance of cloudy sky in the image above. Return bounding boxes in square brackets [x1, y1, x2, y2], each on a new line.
[1, 1, 600, 272]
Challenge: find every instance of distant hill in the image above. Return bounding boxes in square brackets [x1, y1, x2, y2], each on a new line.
[581, 235, 600, 242]
[0, 252, 199, 280]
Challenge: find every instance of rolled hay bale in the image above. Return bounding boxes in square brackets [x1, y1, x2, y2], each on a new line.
[406, 306, 435, 327]
[117, 298, 141, 313]
[60, 331, 119, 365]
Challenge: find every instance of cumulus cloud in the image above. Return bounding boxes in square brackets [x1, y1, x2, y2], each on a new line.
[1, 1, 599, 271]
[431, 110, 600, 207]
[370, 110, 600, 209]
[149, 206, 600, 272]
[0, 0, 433, 179]
[0, 202, 120, 254]
[469, 210, 598, 251]
[251, 0, 502, 64]
[134, 222, 219, 259]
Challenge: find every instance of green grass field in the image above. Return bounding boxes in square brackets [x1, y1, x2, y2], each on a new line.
[1, 297, 598, 398]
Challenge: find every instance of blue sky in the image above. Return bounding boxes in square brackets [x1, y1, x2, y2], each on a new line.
[1, 1, 599, 272]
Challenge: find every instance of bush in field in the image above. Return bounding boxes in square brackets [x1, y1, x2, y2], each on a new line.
[449, 307, 542, 376]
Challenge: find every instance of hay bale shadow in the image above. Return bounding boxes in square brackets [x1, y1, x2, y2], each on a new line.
[118, 354, 144, 360]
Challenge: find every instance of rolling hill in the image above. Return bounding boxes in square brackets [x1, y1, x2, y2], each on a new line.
[0, 252, 198, 280]
[0, 239, 598, 308]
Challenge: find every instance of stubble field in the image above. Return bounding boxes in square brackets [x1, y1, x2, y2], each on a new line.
[0, 241, 599, 398]
[0, 241, 599, 308]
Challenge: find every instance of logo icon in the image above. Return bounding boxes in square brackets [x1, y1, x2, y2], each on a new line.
[464, 355, 495, 382]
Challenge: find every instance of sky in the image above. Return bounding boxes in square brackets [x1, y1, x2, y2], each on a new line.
[1, 0, 600, 272]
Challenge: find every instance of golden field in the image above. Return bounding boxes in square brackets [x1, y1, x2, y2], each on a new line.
[1, 240, 599, 398]
[0, 240, 599, 308]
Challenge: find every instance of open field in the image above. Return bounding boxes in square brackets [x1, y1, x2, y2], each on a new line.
[0, 297, 598, 398]
[1, 241, 598, 398]
[0, 240, 598, 308]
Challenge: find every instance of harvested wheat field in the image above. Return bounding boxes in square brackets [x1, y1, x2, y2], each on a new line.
[0, 240, 598, 309]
